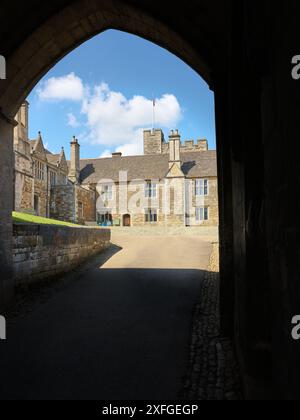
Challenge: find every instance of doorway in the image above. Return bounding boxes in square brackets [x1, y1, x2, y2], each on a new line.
[123, 214, 131, 227]
[97, 212, 113, 227]
[34, 194, 39, 216]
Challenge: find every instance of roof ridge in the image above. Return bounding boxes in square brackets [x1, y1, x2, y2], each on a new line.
[78, 150, 217, 162]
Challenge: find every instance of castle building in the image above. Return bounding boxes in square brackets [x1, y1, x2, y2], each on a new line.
[13, 102, 219, 228]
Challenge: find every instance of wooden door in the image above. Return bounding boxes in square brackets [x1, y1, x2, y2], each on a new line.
[123, 214, 131, 227]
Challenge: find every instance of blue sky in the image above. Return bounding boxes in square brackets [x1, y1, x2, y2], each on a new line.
[27, 30, 216, 159]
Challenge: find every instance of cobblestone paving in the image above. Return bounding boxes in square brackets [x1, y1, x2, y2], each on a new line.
[181, 244, 243, 400]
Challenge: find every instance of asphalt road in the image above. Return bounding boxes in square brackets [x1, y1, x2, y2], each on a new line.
[0, 236, 212, 400]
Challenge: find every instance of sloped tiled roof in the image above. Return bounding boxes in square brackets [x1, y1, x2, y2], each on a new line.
[79, 151, 217, 184]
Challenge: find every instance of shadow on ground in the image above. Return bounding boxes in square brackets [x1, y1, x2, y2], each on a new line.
[0, 245, 240, 400]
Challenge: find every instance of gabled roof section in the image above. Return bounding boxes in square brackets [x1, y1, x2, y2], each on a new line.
[59, 148, 69, 173]
[166, 162, 185, 178]
[30, 132, 47, 161]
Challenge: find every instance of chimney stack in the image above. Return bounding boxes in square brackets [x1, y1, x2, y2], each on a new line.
[169, 129, 181, 169]
[112, 152, 122, 158]
[69, 136, 80, 183]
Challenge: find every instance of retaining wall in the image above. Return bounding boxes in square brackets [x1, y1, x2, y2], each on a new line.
[13, 224, 111, 287]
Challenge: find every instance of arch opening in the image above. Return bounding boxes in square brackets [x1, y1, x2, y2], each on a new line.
[0, 0, 251, 401]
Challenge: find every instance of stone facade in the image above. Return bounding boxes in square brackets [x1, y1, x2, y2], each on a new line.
[13, 102, 69, 218]
[89, 129, 219, 228]
[50, 186, 76, 223]
[13, 102, 94, 225]
[75, 185, 96, 224]
[14, 102, 219, 228]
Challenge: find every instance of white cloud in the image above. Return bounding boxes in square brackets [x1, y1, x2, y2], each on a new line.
[100, 150, 113, 158]
[38, 74, 183, 156]
[67, 112, 80, 128]
[115, 137, 144, 156]
[37, 73, 84, 102]
[81, 82, 182, 155]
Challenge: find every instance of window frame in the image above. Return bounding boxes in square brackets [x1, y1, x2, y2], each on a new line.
[145, 181, 157, 199]
[145, 209, 158, 223]
[195, 179, 209, 196]
[35, 160, 45, 181]
[102, 184, 113, 201]
[50, 170, 56, 187]
[196, 207, 209, 222]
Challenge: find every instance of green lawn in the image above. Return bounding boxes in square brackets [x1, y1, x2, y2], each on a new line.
[12, 212, 81, 227]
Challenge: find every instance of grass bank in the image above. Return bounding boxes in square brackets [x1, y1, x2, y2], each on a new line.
[12, 212, 81, 227]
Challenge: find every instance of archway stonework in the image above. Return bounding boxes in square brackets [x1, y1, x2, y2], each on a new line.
[1, 0, 300, 400]
[0, 0, 222, 119]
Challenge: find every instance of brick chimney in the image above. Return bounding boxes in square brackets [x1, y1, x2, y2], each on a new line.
[69, 136, 80, 183]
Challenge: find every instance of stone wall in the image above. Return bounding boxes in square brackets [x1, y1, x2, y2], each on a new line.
[75, 185, 96, 224]
[143, 129, 164, 155]
[50, 185, 75, 223]
[0, 117, 14, 309]
[50, 184, 96, 225]
[14, 137, 34, 213]
[14, 154, 34, 212]
[13, 224, 111, 287]
[34, 178, 48, 217]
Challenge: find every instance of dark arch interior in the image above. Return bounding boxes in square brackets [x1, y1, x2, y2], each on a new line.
[0, 0, 300, 400]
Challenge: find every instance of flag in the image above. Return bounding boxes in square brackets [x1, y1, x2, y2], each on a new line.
[152, 96, 156, 131]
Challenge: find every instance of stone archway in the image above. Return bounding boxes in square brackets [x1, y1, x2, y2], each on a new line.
[0, 0, 254, 398]
[2, 0, 300, 400]
[0, 0, 218, 119]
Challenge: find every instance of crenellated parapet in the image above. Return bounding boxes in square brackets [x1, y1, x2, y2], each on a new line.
[155, 136, 209, 155]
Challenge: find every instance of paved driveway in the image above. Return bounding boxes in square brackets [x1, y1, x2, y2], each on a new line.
[0, 236, 212, 400]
